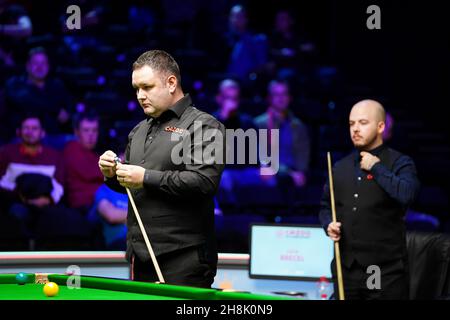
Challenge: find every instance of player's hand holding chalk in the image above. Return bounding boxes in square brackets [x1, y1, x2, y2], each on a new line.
[98, 150, 119, 178]
[115, 157, 145, 189]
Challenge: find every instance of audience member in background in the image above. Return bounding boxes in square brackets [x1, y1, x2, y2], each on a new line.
[254, 80, 311, 188]
[88, 153, 128, 250]
[0, 0, 32, 73]
[383, 111, 394, 141]
[61, 0, 105, 34]
[213, 79, 253, 130]
[381, 111, 402, 154]
[88, 182, 128, 250]
[0, 1, 32, 140]
[0, 114, 64, 214]
[268, 9, 316, 81]
[221, 4, 268, 82]
[4, 47, 73, 140]
[10, 172, 91, 247]
[213, 79, 256, 204]
[63, 111, 103, 213]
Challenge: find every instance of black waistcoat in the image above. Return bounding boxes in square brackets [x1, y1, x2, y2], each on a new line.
[126, 108, 215, 262]
[333, 147, 407, 267]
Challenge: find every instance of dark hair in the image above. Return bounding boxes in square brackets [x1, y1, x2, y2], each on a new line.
[218, 78, 240, 93]
[230, 4, 247, 15]
[132, 50, 181, 84]
[72, 110, 99, 130]
[18, 112, 44, 129]
[27, 46, 48, 61]
[267, 79, 290, 94]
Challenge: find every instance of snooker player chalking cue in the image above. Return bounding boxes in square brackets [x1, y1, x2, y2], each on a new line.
[114, 156, 165, 284]
[327, 152, 345, 300]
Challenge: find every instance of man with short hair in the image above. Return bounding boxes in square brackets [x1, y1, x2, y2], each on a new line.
[98, 50, 225, 288]
[4, 47, 72, 137]
[0, 114, 64, 234]
[0, 114, 64, 206]
[223, 5, 268, 81]
[213, 78, 253, 130]
[212, 78, 258, 205]
[63, 111, 103, 211]
[319, 99, 420, 300]
[254, 79, 310, 188]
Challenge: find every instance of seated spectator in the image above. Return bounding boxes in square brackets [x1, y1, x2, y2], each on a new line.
[8, 172, 54, 237]
[215, 80, 311, 207]
[0, 1, 32, 73]
[212, 79, 254, 130]
[87, 149, 127, 250]
[254, 79, 311, 188]
[383, 111, 394, 141]
[63, 111, 103, 212]
[88, 182, 128, 250]
[380, 110, 404, 151]
[88, 184, 128, 250]
[221, 4, 268, 82]
[61, 0, 105, 34]
[212, 79, 256, 204]
[59, 0, 108, 57]
[268, 9, 316, 80]
[0, 114, 64, 213]
[4, 47, 73, 140]
[10, 172, 91, 246]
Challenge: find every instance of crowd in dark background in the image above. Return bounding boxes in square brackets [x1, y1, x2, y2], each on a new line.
[0, 0, 448, 253]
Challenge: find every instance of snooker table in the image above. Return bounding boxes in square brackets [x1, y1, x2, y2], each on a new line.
[0, 273, 292, 300]
[0, 252, 319, 298]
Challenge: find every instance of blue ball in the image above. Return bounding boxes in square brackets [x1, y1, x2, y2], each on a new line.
[15, 272, 28, 285]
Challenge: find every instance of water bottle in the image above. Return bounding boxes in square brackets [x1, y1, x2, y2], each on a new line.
[316, 276, 331, 300]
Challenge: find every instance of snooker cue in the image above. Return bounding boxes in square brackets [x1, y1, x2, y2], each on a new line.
[327, 152, 345, 300]
[115, 157, 165, 284]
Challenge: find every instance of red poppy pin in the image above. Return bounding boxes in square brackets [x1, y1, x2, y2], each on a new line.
[367, 174, 374, 180]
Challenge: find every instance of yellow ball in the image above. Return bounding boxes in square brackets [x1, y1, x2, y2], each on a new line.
[43, 282, 59, 297]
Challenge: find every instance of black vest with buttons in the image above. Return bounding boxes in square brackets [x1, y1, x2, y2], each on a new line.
[333, 146, 407, 267]
[125, 108, 215, 262]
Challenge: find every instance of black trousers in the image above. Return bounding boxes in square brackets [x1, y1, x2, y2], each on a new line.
[131, 245, 217, 288]
[332, 258, 409, 300]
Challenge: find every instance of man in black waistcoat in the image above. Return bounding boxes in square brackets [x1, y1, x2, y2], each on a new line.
[98, 50, 225, 288]
[319, 99, 420, 299]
